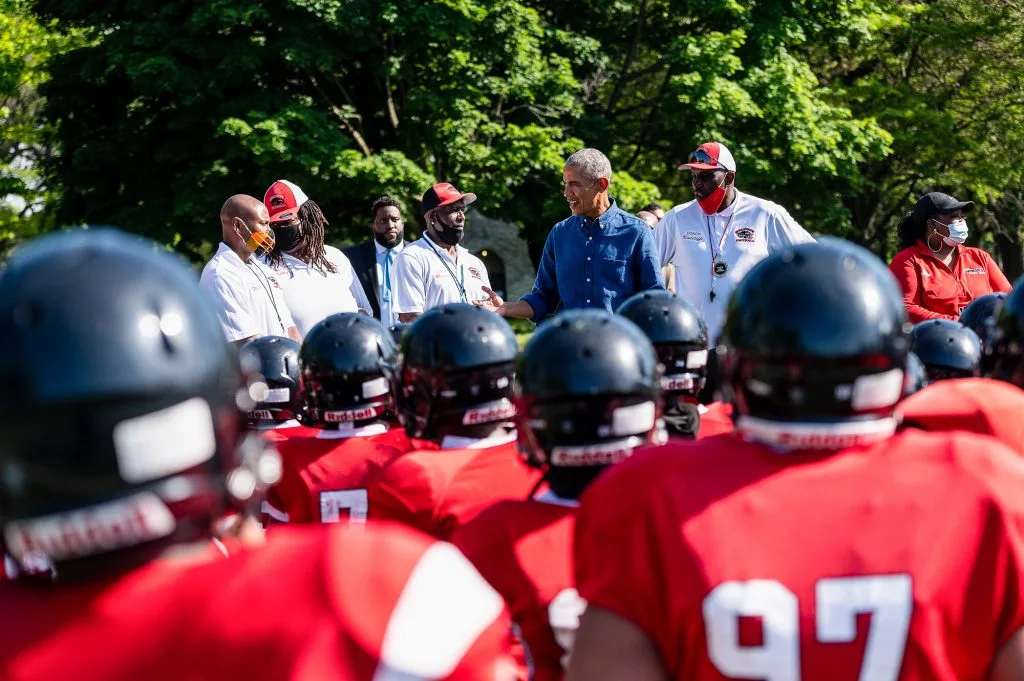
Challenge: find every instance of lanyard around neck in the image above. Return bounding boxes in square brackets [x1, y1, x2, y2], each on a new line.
[245, 260, 287, 333]
[424, 237, 468, 303]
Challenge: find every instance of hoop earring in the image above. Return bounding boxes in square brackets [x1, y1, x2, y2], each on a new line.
[926, 232, 942, 253]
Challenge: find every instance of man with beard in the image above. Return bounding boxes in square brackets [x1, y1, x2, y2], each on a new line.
[344, 196, 407, 326]
[656, 142, 815, 342]
[394, 183, 493, 321]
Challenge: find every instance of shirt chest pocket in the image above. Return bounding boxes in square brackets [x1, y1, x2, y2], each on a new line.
[601, 257, 630, 288]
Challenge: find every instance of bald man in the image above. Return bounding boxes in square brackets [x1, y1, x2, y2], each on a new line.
[199, 194, 299, 345]
[636, 211, 659, 229]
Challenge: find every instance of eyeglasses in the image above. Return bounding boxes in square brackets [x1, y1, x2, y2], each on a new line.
[688, 148, 724, 168]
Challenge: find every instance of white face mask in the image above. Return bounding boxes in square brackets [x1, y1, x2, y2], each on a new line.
[937, 218, 968, 247]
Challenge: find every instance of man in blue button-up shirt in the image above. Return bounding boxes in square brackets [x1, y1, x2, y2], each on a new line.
[478, 148, 664, 321]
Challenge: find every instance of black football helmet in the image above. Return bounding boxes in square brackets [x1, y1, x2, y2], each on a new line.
[617, 290, 708, 438]
[0, 229, 278, 578]
[389, 323, 412, 344]
[987, 278, 1024, 386]
[239, 336, 301, 425]
[903, 352, 928, 396]
[394, 304, 518, 442]
[960, 292, 1007, 346]
[299, 313, 397, 428]
[720, 237, 910, 449]
[909, 319, 981, 382]
[516, 310, 662, 499]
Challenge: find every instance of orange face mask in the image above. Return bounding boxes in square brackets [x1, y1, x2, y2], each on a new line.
[242, 225, 276, 257]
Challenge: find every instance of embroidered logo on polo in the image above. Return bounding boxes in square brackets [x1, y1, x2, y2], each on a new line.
[735, 227, 756, 243]
[964, 267, 986, 275]
[468, 266, 483, 280]
[682, 231, 703, 241]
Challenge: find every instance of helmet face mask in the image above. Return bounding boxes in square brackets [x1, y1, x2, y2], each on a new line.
[617, 289, 708, 439]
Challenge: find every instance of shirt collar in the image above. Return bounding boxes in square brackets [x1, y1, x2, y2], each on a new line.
[253, 419, 301, 430]
[534, 489, 580, 508]
[316, 422, 389, 440]
[440, 428, 518, 450]
[374, 240, 405, 256]
[217, 241, 252, 268]
[578, 198, 619, 231]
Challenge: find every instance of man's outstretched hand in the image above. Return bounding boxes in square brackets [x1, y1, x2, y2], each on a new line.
[475, 286, 507, 316]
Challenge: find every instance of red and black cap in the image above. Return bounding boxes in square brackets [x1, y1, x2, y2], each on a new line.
[421, 182, 477, 214]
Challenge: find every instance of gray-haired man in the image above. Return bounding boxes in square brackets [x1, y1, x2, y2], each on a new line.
[477, 148, 664, 320]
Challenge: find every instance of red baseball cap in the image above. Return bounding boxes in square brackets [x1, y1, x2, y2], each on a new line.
[263, 179, 309, 223]
[678, 142, 737, 172]
[421, 182, 477, 214]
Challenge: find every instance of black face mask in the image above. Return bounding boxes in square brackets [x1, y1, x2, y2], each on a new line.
[273, 224, 302, 253]
[374, 231, 403, 249]
[432, 216, 465, 246]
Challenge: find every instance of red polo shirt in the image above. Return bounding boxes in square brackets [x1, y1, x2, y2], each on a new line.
[889, 241, 1011, 322]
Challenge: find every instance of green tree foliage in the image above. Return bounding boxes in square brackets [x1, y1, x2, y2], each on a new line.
[0, 0, 77, 254]
[24, 0, 1024, 270]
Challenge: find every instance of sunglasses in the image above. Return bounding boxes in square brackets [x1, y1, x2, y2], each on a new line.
[688, 148, 724, 168]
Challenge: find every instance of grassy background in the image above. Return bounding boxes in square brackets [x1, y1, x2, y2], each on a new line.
[508, 317, 535, 349]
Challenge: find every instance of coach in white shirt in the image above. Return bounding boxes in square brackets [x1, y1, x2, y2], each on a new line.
[657, 141, 815, 341]
[394, 182, 492, 322]
[199, 194, 299, 345]
[261, 179, 372, 338]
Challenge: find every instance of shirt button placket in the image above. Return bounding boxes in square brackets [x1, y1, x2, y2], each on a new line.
[585, 230, 594, 304]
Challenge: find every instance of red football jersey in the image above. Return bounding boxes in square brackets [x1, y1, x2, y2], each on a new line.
[452, 495, 582, 681]
[575, 429, 1024, 681]
[257, 421, 321, 445]
[898, 377, 1024, 452]
[266, 426, 419, 524]
[697, 402, 734, 439]
[0, 523, 513, 681]
[366, 437, 542, 540]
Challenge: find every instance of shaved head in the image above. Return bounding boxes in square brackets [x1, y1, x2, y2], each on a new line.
[220, 195, 265, 226]
[637, 210, 659, 229]
[220, 194, 271, 259]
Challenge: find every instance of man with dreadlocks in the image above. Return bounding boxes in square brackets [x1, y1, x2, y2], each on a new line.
[262, 180, 373, 338]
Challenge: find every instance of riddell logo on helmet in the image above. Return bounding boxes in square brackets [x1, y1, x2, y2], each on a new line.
[550, 440, 636, 467]
[3, 492, 176, 564]
[462, 400, 516, 425]
[324, 405, 378, 423]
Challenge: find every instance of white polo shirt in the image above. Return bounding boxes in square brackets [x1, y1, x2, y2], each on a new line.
[655, 189, 815, 341]
[393, 236, 491, 314]
[264, 245, 372, 339]
[199, 242, 295, 342]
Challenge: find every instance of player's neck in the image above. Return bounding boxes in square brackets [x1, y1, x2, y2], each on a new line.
[545, 466, 605, 500]
[437, 423, 515, 449]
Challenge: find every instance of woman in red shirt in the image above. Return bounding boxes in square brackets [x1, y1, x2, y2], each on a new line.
[889, 192, 1011, 322]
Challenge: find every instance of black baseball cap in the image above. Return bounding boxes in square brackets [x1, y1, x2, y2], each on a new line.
[912, 192, 975, 223]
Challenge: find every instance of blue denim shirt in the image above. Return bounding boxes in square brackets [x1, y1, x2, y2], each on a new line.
[521, 200, 665, 321]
